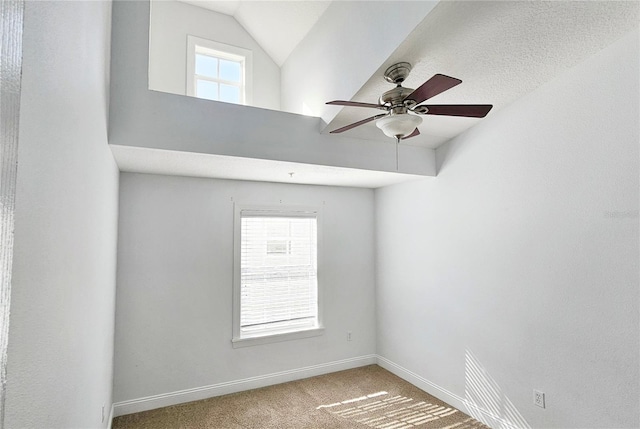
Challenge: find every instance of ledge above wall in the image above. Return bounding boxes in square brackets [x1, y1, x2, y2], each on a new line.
[109, 144, 430, 189]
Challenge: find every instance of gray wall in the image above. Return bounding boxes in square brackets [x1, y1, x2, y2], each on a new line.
[375, 30, 639, 428]
[5, 1, 119, 428]
[114, 173, 376, 402]
[280, 0, 436, 120]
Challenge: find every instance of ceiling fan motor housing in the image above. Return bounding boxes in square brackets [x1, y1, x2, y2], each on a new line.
[379, 86, 415, 113]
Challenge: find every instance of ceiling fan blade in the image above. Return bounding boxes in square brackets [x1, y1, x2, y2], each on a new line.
[401, 128, 420, 140]
[329, 114, 388, 134]
[419, 104, 493, 118]
[326, 100, 384, 109]
[404, 74, 462, 105]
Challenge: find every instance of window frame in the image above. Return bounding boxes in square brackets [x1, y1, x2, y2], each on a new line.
[232, 204, 324, 348]
[186, 35, 253, 105]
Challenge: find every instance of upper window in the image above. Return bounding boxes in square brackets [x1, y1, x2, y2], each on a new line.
[232, 205, 323, 347]
[186, 35, 253, 105]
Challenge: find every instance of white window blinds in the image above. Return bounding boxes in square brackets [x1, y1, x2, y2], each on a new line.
[240, 213, 318, 337]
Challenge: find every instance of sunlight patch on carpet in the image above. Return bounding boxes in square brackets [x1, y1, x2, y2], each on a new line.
[318, 391, 485, 428]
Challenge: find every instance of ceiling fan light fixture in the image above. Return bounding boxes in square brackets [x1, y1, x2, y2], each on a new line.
[376, 113, 422, 139]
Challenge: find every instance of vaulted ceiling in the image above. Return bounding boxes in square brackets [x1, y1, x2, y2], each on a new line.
[178, 0, 638, 150]
[324, 1, 640, 148]
[178, 0, 331, 66]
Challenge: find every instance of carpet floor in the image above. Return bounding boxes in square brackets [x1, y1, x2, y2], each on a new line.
[112, 365, 489, 429]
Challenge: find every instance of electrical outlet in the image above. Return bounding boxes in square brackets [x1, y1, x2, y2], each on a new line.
[347, 331, 352, 342]
[533, 390, 545, 408]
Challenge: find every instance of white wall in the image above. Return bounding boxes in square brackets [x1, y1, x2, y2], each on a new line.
[149, 0, 280, 111]
[281, 1, 437, 121]
[114, 173, 376, 403]
[5, 1, 119, 428]
[375, 30, 639, 429]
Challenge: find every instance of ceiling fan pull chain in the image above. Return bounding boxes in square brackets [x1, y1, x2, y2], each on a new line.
[395, 137, 400, 172]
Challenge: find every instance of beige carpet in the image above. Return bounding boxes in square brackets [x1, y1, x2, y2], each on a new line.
[113, 365, 489, 429]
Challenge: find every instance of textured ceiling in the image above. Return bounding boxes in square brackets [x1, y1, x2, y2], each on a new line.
[178, 0, 331, 66]
[110, 145, 427, 189]
[326, 1, 640, 149]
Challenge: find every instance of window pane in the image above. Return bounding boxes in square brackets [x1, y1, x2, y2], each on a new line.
[196, 80, 218, 101]
[220, 84, 240, 103]
[195, 54, 217, 78]
[220, 59, 241, 82]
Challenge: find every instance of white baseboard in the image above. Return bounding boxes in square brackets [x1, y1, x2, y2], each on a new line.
[106, 403, 115, 429]
[112, 353, 520, 429]
[376, 355, 520, 429]
[113, 354, 376, 417]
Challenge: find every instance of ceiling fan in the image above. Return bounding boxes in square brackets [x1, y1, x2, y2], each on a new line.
[326, 62, 493, 143]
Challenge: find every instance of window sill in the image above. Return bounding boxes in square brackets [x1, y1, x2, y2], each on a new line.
[232, 327, 324, 349]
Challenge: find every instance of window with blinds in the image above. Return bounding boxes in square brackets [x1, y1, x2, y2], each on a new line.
[236, 209, 320, 341]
